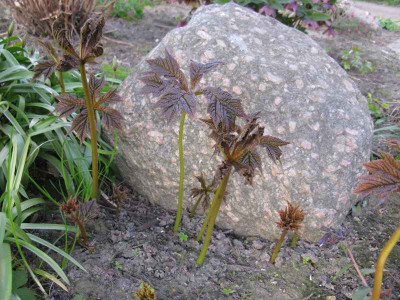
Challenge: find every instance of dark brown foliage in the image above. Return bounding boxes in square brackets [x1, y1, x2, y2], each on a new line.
[354, 151, 400, 201]
[139, 50, 243, 127]
[204, 116, 289, 186]
[190, 173, 215, 210]
[54, 73, 123, 142]
[4, 0, 112, 37]
[276, 202, 305, 232]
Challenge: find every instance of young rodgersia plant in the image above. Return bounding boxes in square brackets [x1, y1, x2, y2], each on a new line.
[354, 150, 400, 300]
[139, 50, 228, 232]
[33, 16, 123, 200]
[196, 114, 290, 265]
[269, 202, 305, 264]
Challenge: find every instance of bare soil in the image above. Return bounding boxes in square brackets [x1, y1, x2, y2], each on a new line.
[1, 2, 400, 300]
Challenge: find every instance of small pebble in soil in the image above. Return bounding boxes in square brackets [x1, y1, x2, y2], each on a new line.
[252, 239, 265, 250]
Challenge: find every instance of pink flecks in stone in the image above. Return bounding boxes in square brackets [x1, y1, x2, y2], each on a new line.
[197, 30, 211, 40]
[245, 56, 255, 62]
[343, 79, 355, 92]
[323, 219, 333, 227]
[311, 153, 319, 159]
[287, 169, 296, 177]
[266, 72, 283, 85]
[259, 83, 266, 91]
[300, 140, 312, 150]
[277, 126, 286, 134]
[345, 136, 358, 152]
[227, 211, 240, 222]
[303, 112, 312, 120]
[289, 121, 296, 133]
[148, 131, 164, 144]
[345, 128, 358, 135]
[223, 78, 231, 87]
[271, 165, 280, 176]
[232, 86, 242, 94]
[326, 165, 340, 173]
[333, 143, 345, 152]
[313, 209, 326, 219]
[227, 63, 236, 71]
[274, 97, 282, 105]
[299, 184, 312, 196]
[340, 160, 351, 167]
[295, 79, 304, 89]
[310, 122, 320, 131]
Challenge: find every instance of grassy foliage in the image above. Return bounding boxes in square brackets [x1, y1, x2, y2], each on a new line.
[98, 0, 153, 20]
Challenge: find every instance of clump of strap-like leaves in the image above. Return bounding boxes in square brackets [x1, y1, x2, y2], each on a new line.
[33, 16, 123, 200]
[139, 50, 226, 232]
[270, 202, 305, 264]
[354, 149, 400, 300]
[196, 114, 290, 265]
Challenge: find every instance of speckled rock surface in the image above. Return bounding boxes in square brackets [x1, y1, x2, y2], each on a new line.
[107, 3, 373, 242]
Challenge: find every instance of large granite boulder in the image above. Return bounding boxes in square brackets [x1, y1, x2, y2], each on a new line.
[107, 3, 373, 242]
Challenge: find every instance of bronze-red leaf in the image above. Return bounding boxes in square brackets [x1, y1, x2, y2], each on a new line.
[260, 135, 290, 164]
[89, 73, 105, 98]
[32, 60, 57, 82]
[56, 55, 79, 72]
[189, 60, 224, 89]
[146, 49, 188, 91]
[55, 94, 86, 118]
[203, 87, 246, 131]
[354, 151, 400, 202]
[95, 89, 122, 108]
[98, 107, 124, 130]
[69, 109, 91, 142]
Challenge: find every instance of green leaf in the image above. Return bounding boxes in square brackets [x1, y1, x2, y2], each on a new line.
[27, 234, 86, 272]
[9, 238, 70, 285]
[360, 268, 375, 275]
[310, 12, 330, 21]
[0, 213, 6, 245]
[352, 286, 372, 300]
[0, 243, 12, 300]
[20, 223, 77, 232]
[11, 271, 28, 290]
[13, 287, 36, 300]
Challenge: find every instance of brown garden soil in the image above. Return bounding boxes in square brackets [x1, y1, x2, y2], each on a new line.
[1, 2, 400, 300]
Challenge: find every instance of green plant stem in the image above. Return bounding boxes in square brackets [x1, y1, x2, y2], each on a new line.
[79, 63, 99, 200]
[371, 225, 400, 300]
[291, 232, 298, 249]
[196, 205, 212, 241]
[173, 112, 186, 232]
[58, 71, 65, 94]
[197, 171, 231, 266]
[270, 229, 288, 264]
[189, 195, 203, 218]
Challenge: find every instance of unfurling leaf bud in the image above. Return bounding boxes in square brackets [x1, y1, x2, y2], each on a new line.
[112, 56, 118, 72]
[7, 22, 15, 37]
[21, 34, 27, 48]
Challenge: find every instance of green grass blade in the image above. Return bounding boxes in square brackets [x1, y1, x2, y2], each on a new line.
[0, 243, 12, 300]
[28, 234, 86, 272]
[11, 238, 70, 284]
[11, 198, 44, 219]
[20, 223, 77, 232]
[34, 268, 68, 292]
[0, 213, 6, 244]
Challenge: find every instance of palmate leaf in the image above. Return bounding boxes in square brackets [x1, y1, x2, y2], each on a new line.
[52, 21, 78, 58]
[237, 149, 262, 185]
[56, 55, 79, 73]
[32, 60, 57, 82]
[69, 109, 91, 142]
[80, 16, 105, 60]
[54, 94, 86, 118]
[189, 60, 224, 89]
[276, 202, 305, 232]
[354, 151, 400, 201]
[154, 88, 196, 124]
[260, 135, 290, 164]
[138, 72, 175, 97]
[98, 107, 123, 131]
[203, 87, 246, 131]
[89, 73, 105, 98]
[213, 161, 233, 186]
[94, 88, 122, 108]
[146, 50, 188, 91]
